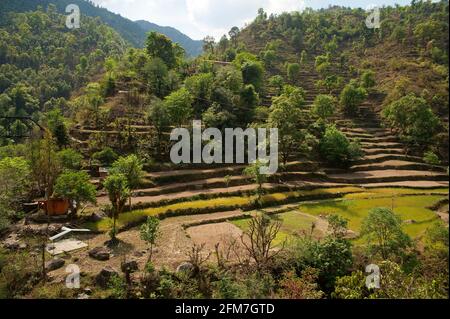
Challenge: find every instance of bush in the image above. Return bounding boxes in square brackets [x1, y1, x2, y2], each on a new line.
[360, 70, 376, 90]
[312, 94, 336, 120]
[286, 63, 301, 81]
[92, 147, 118, 166]
[319, 125, 363, 166]
[339, 82, 367, 115]
[423, 151, 441, 166]
[382, 94, 440, 145]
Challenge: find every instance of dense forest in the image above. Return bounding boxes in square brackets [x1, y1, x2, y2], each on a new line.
[0, 0, 448, 300]
[0, 0, 203, 56]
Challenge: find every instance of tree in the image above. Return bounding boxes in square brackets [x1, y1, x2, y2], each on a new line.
[57, 148, 83, 170]
[269, 95, 305, 165]
[339, 82, 367, 115]
[140, 216, 160, 264]
[312, 94, 336, 121]
[360, 70, 376, 90]
[269, 75, 285, 95]
[0, 157, 30, 229]
[146, 32, 176, 68]
[319, 125, 362, 167]
[241, 61, 264, 92]
[53, 171, 97, 217]
[382, 94, 440, 145]
[147, 99, 170, 156]
[46, 108, 69, 147]
[164, 88, 193, 126]
[243, 160, 268, 202]
[104, 174, 130, 242]
[228, 26, 240, 47]
[110, 155, 144, 210]
[287, 63, 301, 82]
[278, 268, 324, 299]
[185, 73, 214, 117]
[241, 213, 282, 271]
[202, 36, 215, 54]
[92, 147, 118, 167]
[360, 207, 412, 260]
[142, 57, 170, 98]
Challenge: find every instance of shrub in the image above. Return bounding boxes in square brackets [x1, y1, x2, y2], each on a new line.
[92, 147, 118, 166]
[382, 94, 440, 144]
[423, 151, 441, 166]
[312, 94, 336, 120]
[319, 125, 363, 166]
[287, 63, 301, 81]
[360, 70, 376, 90]
[339, 82, 367, 115]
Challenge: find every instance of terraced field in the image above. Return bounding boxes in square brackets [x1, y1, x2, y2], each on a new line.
[80, 61, 448, 254]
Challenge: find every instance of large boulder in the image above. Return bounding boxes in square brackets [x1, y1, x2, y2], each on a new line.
[95, 266, 119, 288]
[88, 247, 110, 261]
[45, 258, 65, 272]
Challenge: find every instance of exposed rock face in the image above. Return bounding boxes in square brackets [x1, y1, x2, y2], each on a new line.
[95, 266, 119, 288]
[88, 247, 111, 261]
[45, 258, 65, 271]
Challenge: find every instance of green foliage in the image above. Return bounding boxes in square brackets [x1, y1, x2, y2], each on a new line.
[140, 216, 160, 262]
[312, 94, 336, 120]
[57, 149, 83, 171]
[319, 125, 362, 166]
[361, 207, 412, 260]
[360, 70, 376, 90]
[163, 88, 193, 126]
[286, 63, 301, 82]
[241, 61, 265, 92]
[146, 32, 177, 68]
[53, 170, 97, 215]
[423, 151, 441, 166]
[93, 147, 119, 167]
[243, 160, 268, 201]
[104, 173, 130, 239]
[269, 75, 285, 95]
[382, 94, 440, 145]
[339, 82, 367, 115]
[185, 73, 214, 117]
[0, 157, 30, 228]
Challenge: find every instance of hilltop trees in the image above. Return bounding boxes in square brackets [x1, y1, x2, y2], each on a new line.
[146, 32, 177, 68]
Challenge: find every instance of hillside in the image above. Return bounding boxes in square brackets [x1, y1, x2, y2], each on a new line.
[135, 20, 203, 57]
[0, 1, 448, 301]
[0, 0, 203, 56]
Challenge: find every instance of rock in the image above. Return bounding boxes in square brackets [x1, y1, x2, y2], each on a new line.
[95, 266, 119, 288]
[176, 262, 194, 273]
[45, 258, 65, 271]
[88, 247, 110, 261]
[3, 234, 26, 250]
[121, 260, 139, 273]
[89, 212, 106, 222]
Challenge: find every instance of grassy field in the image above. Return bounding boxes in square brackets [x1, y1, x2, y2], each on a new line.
[88, 187, 448, 233]
[299, 194, 446, 238]
[87, 187, 364, 231]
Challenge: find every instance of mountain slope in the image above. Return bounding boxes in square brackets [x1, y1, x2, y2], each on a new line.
[0, 0, 203, 56]
[135, 20, 203, 57]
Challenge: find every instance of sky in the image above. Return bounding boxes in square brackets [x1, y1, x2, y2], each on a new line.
[90, 0, 414, 40]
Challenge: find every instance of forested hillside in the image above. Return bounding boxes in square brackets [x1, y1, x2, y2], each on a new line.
[0, 0, 203, 56]
[0, 5, 127, 144]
